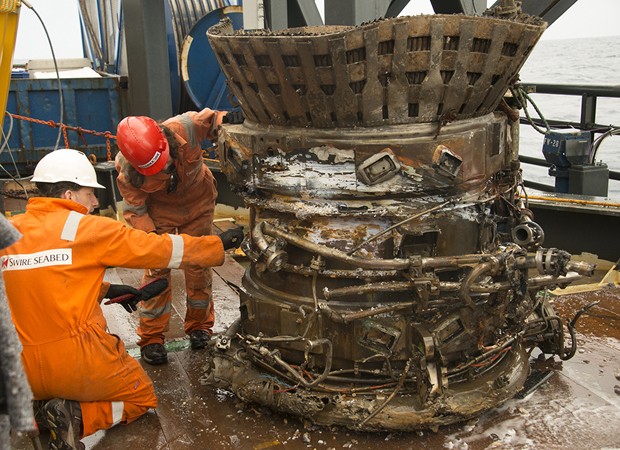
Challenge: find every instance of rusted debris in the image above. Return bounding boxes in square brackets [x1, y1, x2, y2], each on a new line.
[203, 7, 596, 432]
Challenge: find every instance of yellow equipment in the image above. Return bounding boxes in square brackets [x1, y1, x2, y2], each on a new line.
[0, 0, 21, 120]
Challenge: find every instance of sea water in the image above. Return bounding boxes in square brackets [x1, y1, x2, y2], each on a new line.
[517, 34, 620, 197]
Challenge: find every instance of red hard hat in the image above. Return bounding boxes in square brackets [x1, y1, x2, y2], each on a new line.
[116, 116, 169, 175]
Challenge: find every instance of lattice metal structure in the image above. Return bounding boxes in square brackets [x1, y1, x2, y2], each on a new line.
[208, 13, 545, 127]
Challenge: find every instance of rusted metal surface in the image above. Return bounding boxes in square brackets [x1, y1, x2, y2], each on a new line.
[217, 113, 512, 200]
[208, 13, 545, 128]
[202, 9, 600, 431]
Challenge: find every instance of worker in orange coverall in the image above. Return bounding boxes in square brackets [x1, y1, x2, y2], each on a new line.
[0, 149, 244, 449]
[114, 107, 244, 365]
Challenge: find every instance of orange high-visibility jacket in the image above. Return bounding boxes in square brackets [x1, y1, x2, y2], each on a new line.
[115, 108, 225, 232]
[0, 197, 225, 436]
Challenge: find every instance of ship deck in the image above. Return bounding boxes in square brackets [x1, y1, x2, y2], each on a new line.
[11, 240, 620, 450]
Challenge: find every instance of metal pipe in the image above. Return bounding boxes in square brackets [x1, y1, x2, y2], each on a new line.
[262, 221, 411, 270]
[323, 280, 434, 299]
[440, 272, 585, 292]
[319, 302, 418, 324]
[519, 83, 620, 98]
[358, 359, 412, 428]
[566, 261, 596, 277]
[284, 264, 400, 280]
[258, 338, 333, 388]
[419, 255, 486, 269]
[449, 336, 517, 374]
[347, 201, 451, 255]
[261, 221, 490, 271]
[459, 260, 499, 308]
[512, 219, 544, 247]
[514, 248, 595, 277]
[252, 220, 271, 252]
[524, 194, 620, 209]
[263, 222, 594, 280]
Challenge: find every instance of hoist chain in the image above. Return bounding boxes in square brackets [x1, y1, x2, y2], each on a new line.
[7, 113, 116, 162]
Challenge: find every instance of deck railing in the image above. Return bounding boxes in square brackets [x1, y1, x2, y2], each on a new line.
[518, 82, 620, 192]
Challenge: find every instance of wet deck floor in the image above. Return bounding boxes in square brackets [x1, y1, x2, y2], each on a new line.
[12, 254, 620, 450]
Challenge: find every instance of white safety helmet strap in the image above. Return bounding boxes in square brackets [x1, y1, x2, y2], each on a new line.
[32, 149, 106, 189]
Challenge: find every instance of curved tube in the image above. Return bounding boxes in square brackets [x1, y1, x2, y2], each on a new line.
[459, 259, 499, 308]
[252, 221, 289, 272]
[262, 221, 410, 270]
[252, 221, 270, 251]
[253, 337, 333, 388]
[319, 302, 418, 324]
[260, 221, 490, 271]
[512, 220, 544, 247]
[347, 201, 450, 255]
[358, 359, 412, 428]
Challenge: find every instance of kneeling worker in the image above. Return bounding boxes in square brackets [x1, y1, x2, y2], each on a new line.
[0, 149, 243, 449]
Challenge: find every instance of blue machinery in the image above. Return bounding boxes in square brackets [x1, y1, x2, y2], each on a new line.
[3, 0, 243, 172]
[518, 82, 620, 196]
[542, 129, 609, 196]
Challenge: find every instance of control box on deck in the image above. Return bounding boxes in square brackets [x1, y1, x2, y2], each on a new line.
[542, 129, 608, 196]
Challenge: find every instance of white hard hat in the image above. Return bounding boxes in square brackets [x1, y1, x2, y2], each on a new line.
[32, 149, 105, 189]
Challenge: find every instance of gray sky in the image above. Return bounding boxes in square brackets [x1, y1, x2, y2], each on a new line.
[13, 0, 620, 61]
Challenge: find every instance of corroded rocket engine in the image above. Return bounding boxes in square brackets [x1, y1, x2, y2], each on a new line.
[206, 7, 595, 431]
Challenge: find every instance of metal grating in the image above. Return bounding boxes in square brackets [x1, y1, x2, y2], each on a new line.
[208, 14, 546, 128]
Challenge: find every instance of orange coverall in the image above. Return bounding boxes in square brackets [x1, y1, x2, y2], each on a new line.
[0, 197, 225, 437]
[115, 108, 225, 347]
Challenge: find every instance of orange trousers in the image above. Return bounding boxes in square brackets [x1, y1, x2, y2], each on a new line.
[137, 211, 215, 347]
[23, 313, 157, 437]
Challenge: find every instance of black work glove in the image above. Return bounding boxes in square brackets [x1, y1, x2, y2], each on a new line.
[118, 298, 140, 313]
[105, 278, 169, 313]
[106, 284, 140, 301]
[139, 278, 169, 301]
[222, 110, 244, 124]
[105, 284, 141, 313]
[219, 227, 244, 250]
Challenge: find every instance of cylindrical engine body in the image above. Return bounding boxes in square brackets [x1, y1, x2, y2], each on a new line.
[204, 11, 592, 431]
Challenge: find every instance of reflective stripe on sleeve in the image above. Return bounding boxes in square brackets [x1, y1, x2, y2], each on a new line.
[60, 211, 83, 242]
[121, 200, 148, 216]
[167, 234, 184, 268]
[111, 401, 124, 426]
[178, 113, 197, 147]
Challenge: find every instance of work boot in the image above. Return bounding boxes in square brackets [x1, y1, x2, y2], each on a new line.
[189, 330, 211, 350]
[42, 398, 84, 450]
[33, 399, 48, 431]
[141, 343, 168, 365]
